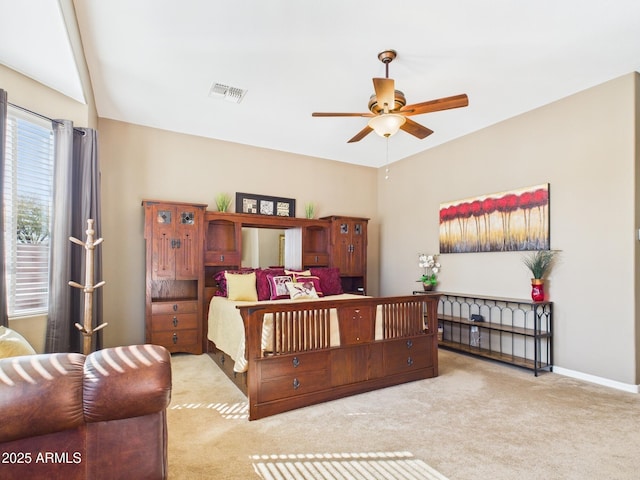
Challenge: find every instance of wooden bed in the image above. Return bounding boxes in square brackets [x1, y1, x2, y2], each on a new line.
[207, 293, 440, 420]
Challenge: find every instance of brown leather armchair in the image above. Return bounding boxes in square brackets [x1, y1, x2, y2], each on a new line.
[0, 344, 171, 480]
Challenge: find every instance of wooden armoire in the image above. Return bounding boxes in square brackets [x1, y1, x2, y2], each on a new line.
[321, 215, 368, 294]
[142, 200, 207, 354]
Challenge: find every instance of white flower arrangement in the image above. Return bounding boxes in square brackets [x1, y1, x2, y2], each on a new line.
[418, 253, 441, 285]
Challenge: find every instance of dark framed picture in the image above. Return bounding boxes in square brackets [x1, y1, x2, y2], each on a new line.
[236, 192, 296, 217]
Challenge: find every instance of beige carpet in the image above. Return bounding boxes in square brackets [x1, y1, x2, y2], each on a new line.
[167, 350, 640, 479]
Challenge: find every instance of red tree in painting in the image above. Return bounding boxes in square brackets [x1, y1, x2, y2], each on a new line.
[481, 197, 497, 250]
[470, 200, 483, 251]
[495, 193, 519, 250]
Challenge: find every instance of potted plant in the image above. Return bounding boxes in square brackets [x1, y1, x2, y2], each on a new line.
[522, 250, 558, 301]
[304, 202, 315, 219]
[215, 193, 232, 212]
[418, 253, 441, 291]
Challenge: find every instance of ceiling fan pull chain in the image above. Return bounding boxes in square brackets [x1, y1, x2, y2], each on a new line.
[385, 136, 390, 180]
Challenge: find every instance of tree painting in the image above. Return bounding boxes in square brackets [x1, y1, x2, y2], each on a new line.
[439, 184, 549, 253]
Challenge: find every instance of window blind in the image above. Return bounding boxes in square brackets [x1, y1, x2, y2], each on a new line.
[3, 107, 54, 317]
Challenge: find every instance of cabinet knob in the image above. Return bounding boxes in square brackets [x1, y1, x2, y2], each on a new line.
[407, 357, 414, 366]
[292, 356, 300, 368]
[293, 378, 301, 390]
[173, 304, 178, 312]
[220, 254, 224, 262]
[173, 316, 178, 327]
[172, 333, 178, 344]
[406, 339, 413, 349]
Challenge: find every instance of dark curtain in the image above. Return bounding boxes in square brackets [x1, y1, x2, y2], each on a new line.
[0, 90, 7, 328]
[45, 122, 102, 353]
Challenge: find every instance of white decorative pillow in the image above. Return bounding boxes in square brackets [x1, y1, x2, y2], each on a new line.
[0, 326, 36, 359]
[285, 281, 319, 300]
[225, 271, 258, 301]
[292, 274, 323, 297]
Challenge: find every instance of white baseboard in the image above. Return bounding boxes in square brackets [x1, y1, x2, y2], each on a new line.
[553, 366, 639, 394]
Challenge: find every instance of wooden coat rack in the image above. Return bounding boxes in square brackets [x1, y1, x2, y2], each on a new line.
[69, 219, 107, 354]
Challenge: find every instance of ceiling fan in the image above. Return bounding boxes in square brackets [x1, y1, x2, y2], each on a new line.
[312, 49, 469, 143]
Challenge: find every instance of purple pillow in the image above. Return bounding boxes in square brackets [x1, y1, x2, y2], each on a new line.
[256, 268, 285, 300]
[310, 267, 343, 296]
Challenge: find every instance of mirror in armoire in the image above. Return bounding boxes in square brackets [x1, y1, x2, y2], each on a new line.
[241, 227, 302, 269]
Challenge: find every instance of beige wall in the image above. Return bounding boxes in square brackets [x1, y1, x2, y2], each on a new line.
[378, 73, 639, 386]
[0, 64, 92, 127]
[97, 120, 379, 348]
[3, 61, 639, 388]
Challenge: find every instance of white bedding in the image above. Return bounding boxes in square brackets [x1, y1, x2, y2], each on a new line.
[208, 294, 380, 373]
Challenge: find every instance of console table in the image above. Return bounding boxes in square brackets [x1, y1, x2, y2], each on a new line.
[414, 291, 553, 376]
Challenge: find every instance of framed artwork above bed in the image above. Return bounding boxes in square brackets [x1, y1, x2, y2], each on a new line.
[236, 192, 296, 217]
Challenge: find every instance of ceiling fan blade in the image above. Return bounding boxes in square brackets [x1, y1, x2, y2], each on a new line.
[400, 118, 434, 139]
[373, 78, 395, 112]
[312, 112, 373, 117]
[400, 94, 469, 116]
[347, 125, 373, 143]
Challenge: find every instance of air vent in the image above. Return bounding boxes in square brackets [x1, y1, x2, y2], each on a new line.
[209, 82, 247, 104]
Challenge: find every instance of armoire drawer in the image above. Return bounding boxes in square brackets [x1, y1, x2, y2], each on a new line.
[151, 329, 198, 349]
[151, 300, 197, 315]
[151, 313, 198, 331]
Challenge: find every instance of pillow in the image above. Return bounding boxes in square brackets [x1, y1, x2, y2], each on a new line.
[213, 268, 254, 297]
[0, 326, 36, 359]
[267, 274, 293, 300]
[225, 271, 258, 301]
[310, 267, 343, 296]
[285, 281, 319, 300]
[292, 274, 323, 297]
[285, 269, 311, 276]
[256, 268, 285, 301]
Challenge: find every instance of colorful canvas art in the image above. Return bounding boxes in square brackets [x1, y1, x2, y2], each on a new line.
[439, 184, 550, 253]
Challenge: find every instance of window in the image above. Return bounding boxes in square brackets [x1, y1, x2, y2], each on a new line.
[3, 107, 54, 317]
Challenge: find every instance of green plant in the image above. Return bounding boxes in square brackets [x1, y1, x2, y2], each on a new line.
[215, 193, 232, 212]
[418, 253, 440, 285]
[522, 250, 558, 279]
[304, 202, 315, 219]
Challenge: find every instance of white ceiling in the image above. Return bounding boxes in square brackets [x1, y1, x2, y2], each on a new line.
[3, 1, 640, 167]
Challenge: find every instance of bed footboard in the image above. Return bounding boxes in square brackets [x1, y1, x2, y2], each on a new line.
[238, 294, 440, 420]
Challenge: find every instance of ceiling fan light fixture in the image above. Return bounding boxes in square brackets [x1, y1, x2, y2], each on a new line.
[368, 114, 406, 138]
